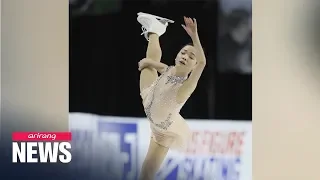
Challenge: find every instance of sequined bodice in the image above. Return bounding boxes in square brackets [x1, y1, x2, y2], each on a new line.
[142, 66, 188, 131]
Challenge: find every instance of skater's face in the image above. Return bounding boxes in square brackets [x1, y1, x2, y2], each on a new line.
[175, 45, 197, 72]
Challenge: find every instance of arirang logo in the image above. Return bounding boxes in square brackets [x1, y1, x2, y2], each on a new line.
[12, 132, 72, 163]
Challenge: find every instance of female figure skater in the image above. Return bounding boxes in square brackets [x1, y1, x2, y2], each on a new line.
[137, 12, 206, 180]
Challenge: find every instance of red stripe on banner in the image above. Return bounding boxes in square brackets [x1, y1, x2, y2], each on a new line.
[12, 132, 72, 141]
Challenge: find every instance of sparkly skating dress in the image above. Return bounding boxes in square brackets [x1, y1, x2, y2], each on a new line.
[140, 66, 191, 151]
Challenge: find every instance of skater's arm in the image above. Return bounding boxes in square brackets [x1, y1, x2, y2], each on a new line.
[191, 34, 206, 66]
[177, 17, 206, 103]
[185, 33, 206, 85]
[138, 58, 168, 74]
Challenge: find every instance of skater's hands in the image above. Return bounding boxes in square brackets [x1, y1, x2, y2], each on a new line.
[138, 58, 168, 73]
[138, 58, 151, 71]
[182, 16, 198, 38]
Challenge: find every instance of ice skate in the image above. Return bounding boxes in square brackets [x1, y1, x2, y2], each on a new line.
[137, 12, 174, 41]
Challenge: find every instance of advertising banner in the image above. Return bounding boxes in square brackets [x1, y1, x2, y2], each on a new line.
[69, 113, 251, 180]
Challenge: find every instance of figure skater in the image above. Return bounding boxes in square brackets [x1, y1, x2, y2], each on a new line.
[137, 12, 206, 180]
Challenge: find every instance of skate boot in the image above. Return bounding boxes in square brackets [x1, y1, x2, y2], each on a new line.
[137, 12, 174, 41]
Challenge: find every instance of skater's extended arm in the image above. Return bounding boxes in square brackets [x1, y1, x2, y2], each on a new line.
[138, 58, 168, 74]
[177, 17, 206, 103]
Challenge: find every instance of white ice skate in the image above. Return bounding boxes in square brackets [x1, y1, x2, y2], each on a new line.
[137, 12, 174, 41]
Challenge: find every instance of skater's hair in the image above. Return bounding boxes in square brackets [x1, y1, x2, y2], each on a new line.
[181, 43, 194, 49]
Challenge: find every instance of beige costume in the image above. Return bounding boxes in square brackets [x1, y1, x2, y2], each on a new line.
[140, 66, 191, 151]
